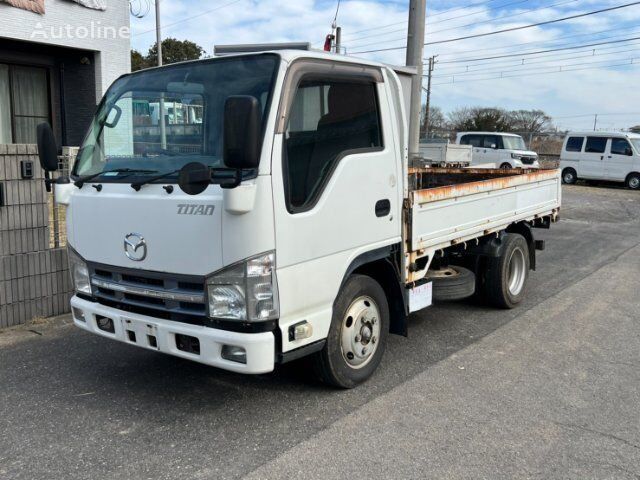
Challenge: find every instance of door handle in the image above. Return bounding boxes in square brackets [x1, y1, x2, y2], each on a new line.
[375, 199, 391, 217]
[600, 155, 604, 160]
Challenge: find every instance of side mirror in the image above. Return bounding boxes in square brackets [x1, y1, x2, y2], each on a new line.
[626, 147, 633, 156]
[36, 123, 59, 172]
[223, 96, 261, 170]
[490, 143, 498, 149]
[178, 162, 211, 195]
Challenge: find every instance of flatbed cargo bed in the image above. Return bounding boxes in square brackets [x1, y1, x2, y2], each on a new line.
[405, 167, 561, 281]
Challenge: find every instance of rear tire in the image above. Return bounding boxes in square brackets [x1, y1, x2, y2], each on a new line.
[428, 266, 475, 301]
[484, 234, 530, 309]
[313, 275, 389, 389]
[562, 168, 577, 185]
[626, 173, 640, 190]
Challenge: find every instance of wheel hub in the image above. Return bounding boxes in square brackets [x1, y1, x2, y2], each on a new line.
[340, 296, 381, 369]
[507, 247, 526, 296]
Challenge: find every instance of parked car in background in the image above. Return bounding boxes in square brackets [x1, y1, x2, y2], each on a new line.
[419, 139, 472, 167]
[456, 132, 540, 169]
[560, 132, 640, 189]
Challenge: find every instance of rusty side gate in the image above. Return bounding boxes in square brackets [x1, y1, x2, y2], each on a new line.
[0, 144, 74, 328]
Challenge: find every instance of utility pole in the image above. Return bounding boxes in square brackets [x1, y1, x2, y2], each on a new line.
[335, 26, 342, 53]
[406, 0, 427, 163]
[155, 0, 163, 67]
[593, 113, 598, 131]
[423, 55, 437, 138]
[155, 0, 167, 148]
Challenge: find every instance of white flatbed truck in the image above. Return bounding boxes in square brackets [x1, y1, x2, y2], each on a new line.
[36, 48, 561, 388]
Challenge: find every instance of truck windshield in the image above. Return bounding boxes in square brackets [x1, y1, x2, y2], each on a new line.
[631, 139, 640, 154]
[501, 136, 526, 150]
[73, 54, 279, 180]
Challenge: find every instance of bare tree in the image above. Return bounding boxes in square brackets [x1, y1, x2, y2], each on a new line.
[421, 105, 446, 137]
[508, 110, 553, 134]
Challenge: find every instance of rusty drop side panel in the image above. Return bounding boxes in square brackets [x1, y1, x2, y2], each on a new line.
[403, 167, 562, 283]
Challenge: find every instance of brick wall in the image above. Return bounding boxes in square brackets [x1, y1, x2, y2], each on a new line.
[0, 144, 73, 328]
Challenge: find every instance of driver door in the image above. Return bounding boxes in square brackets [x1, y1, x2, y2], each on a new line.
[271, 65, 401, 352]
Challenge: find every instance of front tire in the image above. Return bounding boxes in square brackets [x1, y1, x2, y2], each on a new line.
[484, 234, 530, 309]
[562, 168, 577, 185]
[626, 173, 640, 190]
[500, 163, 512, 169]
[313, 275, 389, 388]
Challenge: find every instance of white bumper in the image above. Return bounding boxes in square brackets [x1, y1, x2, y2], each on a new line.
[70, 296, 275, 374]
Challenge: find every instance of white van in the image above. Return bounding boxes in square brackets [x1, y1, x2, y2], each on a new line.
[456, 132, 540, 169]
[560, 132, 640, 189]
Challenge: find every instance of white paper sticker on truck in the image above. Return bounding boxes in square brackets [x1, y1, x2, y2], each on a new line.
[409, 281, 432, 313]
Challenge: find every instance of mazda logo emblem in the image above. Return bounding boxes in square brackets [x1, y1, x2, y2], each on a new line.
[124, 233, 147, 261]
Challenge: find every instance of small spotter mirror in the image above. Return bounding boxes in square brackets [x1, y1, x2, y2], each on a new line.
[178, 162, 211, 195]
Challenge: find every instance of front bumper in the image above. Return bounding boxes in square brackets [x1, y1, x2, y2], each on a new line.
[70, 296, 275, 374]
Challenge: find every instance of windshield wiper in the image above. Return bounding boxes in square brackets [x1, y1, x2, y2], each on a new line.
[74, 168, 157, 188]
[131, 169, 180, 191]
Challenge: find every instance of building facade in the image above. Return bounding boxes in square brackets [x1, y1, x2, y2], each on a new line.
[0, 0, 131, 146]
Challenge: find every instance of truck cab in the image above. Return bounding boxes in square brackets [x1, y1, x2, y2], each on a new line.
[37, 49, 560, 388]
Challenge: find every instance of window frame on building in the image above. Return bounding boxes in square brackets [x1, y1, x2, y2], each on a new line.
[0, 62, 52, 144]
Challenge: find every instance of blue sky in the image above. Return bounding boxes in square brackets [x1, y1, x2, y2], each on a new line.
[130, 0, 640, 130]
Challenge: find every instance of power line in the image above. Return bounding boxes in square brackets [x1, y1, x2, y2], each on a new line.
[351, 2, 640, 54]
[347, 0, 577, 50]
[345, 0, 531, 45]
[432, 45, 640, 77]
[432, 36, 640, 67]
[434, 24, 640, 58]
[432, 53, 640, 81]
[133, 0, 243, 37]
[553, 112, 640, 119]
[343, 0, 506, 37]
[431, 58, 639, 86]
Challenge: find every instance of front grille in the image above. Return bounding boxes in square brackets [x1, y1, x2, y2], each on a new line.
[88, 263, 207, 322]
[520, 156, 537, 165]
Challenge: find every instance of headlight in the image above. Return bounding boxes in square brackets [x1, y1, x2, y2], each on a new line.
[67, 246, 91, 295]
[511, 153, 523, 159]
[206, 252, 279, 322]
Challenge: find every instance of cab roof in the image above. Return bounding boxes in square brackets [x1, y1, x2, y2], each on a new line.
[566, 131, 640, 139]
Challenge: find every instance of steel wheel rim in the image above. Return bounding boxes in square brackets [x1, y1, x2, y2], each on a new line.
[507, 247, 526, 296]
[564, 172, 574, 183]
[630, 177, 640, 189]
[340, 296, 381, 369]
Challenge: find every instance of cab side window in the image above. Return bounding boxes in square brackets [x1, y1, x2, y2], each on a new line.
[565, 136, 584, 152]
[461, 135, 482, 147]
[585, 137, 607, 153]
[284, 79, 382, 211]
[482, 135, 499, 149]
[611, 138, 632, 156]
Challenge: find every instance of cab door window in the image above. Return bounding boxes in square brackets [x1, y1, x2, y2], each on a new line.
[284, 79, 382, 211]
[610, 138, 633, 156]
[482, 135, 499, 149]
[585, 137, 607, 153]
[461, 135, 482, 147]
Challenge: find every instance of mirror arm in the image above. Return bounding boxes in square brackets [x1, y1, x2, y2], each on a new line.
[219, 169, 243, 190]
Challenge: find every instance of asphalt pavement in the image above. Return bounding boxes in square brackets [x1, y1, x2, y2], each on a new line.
[1, 184, 639, 480]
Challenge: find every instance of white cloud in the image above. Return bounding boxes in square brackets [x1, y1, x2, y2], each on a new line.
[130, 0, 640, 129]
